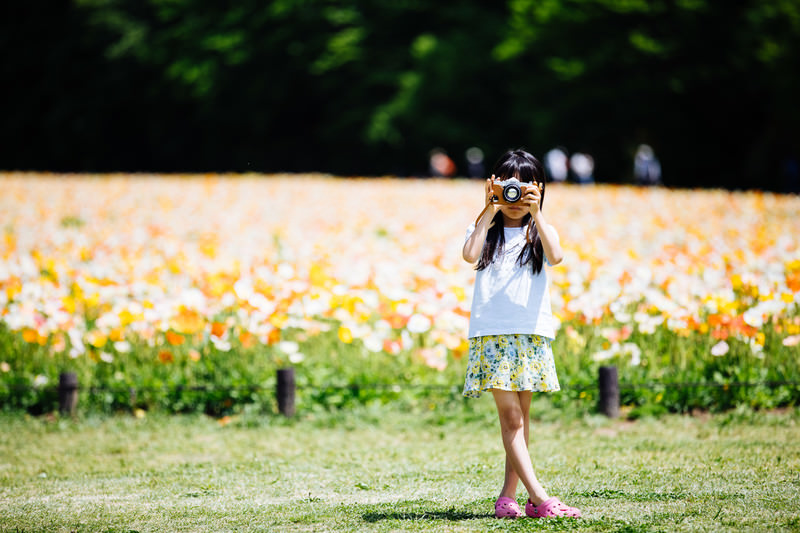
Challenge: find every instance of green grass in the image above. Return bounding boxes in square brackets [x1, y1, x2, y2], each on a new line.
[1, 403, 799, 532]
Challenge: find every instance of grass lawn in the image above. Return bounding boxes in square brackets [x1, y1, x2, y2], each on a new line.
[1, 401, 799, 532]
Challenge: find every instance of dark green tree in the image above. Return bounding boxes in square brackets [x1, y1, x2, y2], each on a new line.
[1, 0, 798, 189]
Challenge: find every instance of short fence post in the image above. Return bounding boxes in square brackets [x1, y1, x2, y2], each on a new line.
[598, 366, 620, 418]
[276, 368, 295, 417]
[58, 372, 79, 416]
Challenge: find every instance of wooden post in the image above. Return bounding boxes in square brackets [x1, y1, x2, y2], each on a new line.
[598, 366, 620, 418]
[276, 368, 295, 417]
[58, 372, 78, 416]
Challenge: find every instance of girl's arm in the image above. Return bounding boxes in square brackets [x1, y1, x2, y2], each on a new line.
[533, 211, 564, 265]
[526, 183, 564, 265]
[462, 178, 500, 263]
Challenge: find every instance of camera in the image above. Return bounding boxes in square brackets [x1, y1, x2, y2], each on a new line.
[491, 178, 533, 205]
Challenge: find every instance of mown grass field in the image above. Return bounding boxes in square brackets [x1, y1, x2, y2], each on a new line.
[1, 403, 798, 532]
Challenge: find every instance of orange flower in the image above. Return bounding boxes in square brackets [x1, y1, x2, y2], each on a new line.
[211, 321, 227, 338]
[171, 308, 205, 334]
[711, 329, 729, 340]
[383, 338, 401, 355]
[158, 350, 174, 363]
[22, 328, 38, 344]
[386, 313, 408, 329]
[165, 331, 185, 346]
[239, 331, 255, 348]
[266, 328, 281, 345]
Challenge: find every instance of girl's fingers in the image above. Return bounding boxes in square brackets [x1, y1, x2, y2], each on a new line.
[524, 191, 540, 203]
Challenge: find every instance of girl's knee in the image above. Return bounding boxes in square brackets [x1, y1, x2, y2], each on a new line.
[498, 406, 525, 432]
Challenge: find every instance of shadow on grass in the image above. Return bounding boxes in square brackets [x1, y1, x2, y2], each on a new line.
[362, 505, 490, 522]
[362, 504, 600, 530]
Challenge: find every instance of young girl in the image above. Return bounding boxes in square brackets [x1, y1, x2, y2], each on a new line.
[462, 149, 581, 519]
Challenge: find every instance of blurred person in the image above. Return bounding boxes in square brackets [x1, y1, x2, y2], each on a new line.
[634, 144, 662, 186]
[781, 155, 799, 194]
[544, 147, 568, 183]
[466, 146, 486, 178]
[462, 149, 581, 520]
[429, 148, 457, 177]
[569, 152, 594, 184]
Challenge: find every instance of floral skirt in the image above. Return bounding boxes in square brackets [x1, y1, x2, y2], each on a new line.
[463, 334, 560, 398]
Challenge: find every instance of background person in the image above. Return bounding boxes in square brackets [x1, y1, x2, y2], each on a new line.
[634, 144, 662, 185]
[544, 147, 569, 183]
[569, 152, 595, 184]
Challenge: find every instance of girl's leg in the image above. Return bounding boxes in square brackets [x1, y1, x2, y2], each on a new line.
[492, 389, 549, 505]
[499, 391, 531, 499]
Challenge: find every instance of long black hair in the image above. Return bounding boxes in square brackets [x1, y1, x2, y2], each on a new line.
[476, 149, 547, 274]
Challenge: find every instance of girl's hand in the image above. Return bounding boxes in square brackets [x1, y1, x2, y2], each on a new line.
[485, 175, 497, 205]
[523, 182, 542, 217]
[479, 176, 501, 225]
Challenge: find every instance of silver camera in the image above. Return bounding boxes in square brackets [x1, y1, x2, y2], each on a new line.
[491, 178, 531, 204]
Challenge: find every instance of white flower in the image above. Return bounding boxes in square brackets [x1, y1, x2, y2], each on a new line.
[783, 335, 800, 347]
[592, 346, 617, 362]
[211, 337, 231, 352]
[99, 352, 114, 363]
[401, 330, 413, 350]
[114, 341, 131, 353]
[288, 352, 305, 364]
[277, 341, 299, 354]
[67, 328, 85, 356]
[614, 311, 632, 324]
[362, 333, 384, 353]
[233, 278, 254, 300]
[749, 339, 764, 358]
[742, 309, 764, 328]
[395, 302, 415, 317]
[406, 314, 432, 333]
[33, 375, 49, 388]
[0, 362, 10, 373]
[622, 343, 642, 366]
[710, 340, 729, 357]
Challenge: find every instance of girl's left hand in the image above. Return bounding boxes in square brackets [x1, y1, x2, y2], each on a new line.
[523, 182, 541, 217]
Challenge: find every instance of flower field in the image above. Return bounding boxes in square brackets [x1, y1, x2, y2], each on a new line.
[1, 173, 799, 414]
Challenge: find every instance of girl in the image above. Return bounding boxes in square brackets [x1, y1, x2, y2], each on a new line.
[462, 149, 581, 519]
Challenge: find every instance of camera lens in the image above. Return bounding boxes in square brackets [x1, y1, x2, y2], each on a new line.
[503, 183, 521, 203]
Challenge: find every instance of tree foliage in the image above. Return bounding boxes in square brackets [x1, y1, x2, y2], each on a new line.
[2, 0, 799, 188]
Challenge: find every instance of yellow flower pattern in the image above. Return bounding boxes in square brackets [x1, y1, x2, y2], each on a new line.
[463, 334, 560, 398]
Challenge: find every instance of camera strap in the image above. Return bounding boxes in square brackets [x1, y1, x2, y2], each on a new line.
[474, 200, 497, 228]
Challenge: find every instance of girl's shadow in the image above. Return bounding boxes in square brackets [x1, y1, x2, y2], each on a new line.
[362, 504, 491, 523]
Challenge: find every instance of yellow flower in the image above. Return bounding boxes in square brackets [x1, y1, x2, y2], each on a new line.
[338, 326, 353, 344]
[87, 330, 107, 348]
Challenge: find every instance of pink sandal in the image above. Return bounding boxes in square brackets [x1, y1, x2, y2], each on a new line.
[526, 496, 582, 518]
[494, 496, 523, 518]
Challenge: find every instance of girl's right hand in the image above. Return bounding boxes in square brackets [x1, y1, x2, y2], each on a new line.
[485, 175, 496, 205]
[477, 175, 501, 228]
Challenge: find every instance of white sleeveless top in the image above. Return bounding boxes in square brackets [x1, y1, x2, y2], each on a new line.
[466, 223, 556, 339]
